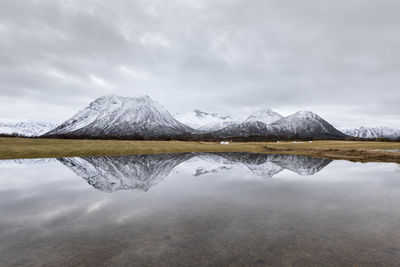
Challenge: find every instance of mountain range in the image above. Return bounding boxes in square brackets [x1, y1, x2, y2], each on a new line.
[43, 95, 346, 140]
[1, 94, 399, 140]
[210, 110, 347, 139]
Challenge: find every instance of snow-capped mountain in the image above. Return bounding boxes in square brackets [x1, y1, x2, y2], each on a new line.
[45, 95, 194, 138]
[270, 111, 347, 139]
[175, 108, 281, 132]
[212, 110, 346, 139]
[342, 126, 400, 139]
[175, 109, 237, 131]
[0, 121, 56, 136]
[243, 108, 283, 124]
[209, 108, 282, 137]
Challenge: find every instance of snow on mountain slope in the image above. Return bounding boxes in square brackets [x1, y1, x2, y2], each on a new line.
[0, 121, 56, 136]
[243, 108, 283, 124]
[212, 121, 273, 137]
[180, 107, 281, 133]
[197, 120, 237, 132]
[342, 126, 400, 139]
[175, 109, 237, 131]
[45, 95, 194, 137]
[270, 111, 346, 139]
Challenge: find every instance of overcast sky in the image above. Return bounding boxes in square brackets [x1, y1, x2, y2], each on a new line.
[0, 0, 399, 128]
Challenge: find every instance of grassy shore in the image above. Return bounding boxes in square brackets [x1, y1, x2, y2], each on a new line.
[0, 137, 400, 163]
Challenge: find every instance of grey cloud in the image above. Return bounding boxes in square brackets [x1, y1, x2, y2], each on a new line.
[0, 0, 399, 127]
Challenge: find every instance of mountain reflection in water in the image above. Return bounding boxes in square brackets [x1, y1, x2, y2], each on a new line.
[58, 153, 332, 192]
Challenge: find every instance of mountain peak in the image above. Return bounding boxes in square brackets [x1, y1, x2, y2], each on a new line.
[138, 95, 151, 101]
[292, 110, 317, 119]
[95, 94, 151, 101]
[257, 107, 273, 112]
[244, 107, 283, 124]
[94, 94, 122, 102]
[175, 109, 234, 130]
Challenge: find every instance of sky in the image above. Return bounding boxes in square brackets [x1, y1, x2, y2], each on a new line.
[0, 0, 399, 128]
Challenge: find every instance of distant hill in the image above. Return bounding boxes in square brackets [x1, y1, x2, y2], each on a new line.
[175, 109, 237, 132]
[342, 126, 400, 139]
[0, 121, 56, 137]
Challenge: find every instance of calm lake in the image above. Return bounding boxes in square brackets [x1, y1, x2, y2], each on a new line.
[1, 153, 400, 266]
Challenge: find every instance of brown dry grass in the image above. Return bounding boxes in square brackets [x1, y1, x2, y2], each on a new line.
[0, 138, 399, 163]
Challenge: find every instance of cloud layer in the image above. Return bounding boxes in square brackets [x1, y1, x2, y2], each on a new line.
[0, 0, 399, 127]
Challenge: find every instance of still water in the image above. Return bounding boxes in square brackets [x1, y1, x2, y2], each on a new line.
[0, 153, 399, 266]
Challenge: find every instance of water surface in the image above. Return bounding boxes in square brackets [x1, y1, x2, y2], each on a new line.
[0, 153, 399, 266]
